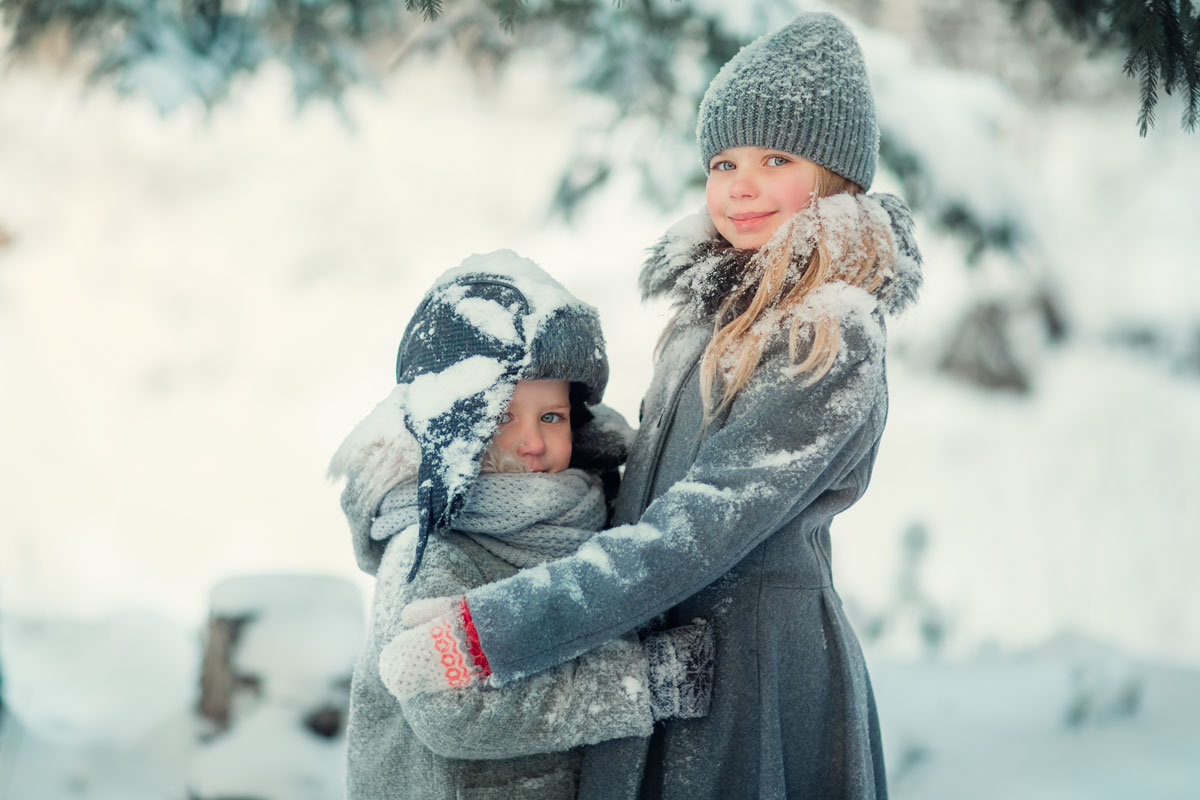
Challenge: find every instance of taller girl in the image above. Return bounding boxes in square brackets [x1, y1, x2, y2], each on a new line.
[391, 12, 922, 799]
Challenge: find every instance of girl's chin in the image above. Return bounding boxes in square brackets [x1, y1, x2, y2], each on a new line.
[725, 232, 772, 250]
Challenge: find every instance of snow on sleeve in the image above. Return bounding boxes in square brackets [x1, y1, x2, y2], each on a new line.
[673, 480, 775, 511]
[824, 357, 882, 418]
[621, 675, 648, 700]
[525, 564, 553, 587]
[748, 435, 831, 470]
[672, 481, 741, 502]
[577, 540, 613, 574]
[606, 523, 664, 544]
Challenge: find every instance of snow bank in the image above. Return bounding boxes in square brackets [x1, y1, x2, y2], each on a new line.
[209, 574, 364, 700]
[0, 611, 198, 746]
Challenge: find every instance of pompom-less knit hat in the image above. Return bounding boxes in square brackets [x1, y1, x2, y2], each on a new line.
[394, 250, 608, 581]
[697, 12, 879, 190]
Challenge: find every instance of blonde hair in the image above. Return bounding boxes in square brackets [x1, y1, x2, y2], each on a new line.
[698, 167, 892, 422]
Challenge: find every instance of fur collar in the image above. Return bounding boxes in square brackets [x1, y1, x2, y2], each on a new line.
[640, 192, 923, 321]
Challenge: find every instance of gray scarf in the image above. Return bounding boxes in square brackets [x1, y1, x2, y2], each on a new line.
[372, 469, 606, 570]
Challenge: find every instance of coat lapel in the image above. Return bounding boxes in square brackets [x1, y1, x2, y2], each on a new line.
[615, 323, 710, 525]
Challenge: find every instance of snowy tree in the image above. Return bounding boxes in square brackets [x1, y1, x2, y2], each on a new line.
[0, 1, 1027, 251]
[0, 0, 1073, 392]
[4, 1, 1196, 133]
[1002, 0, 1200, 135]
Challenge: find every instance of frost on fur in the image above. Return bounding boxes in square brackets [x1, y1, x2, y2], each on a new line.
[640, 192, 923, 325]
[328, 383, 420, 527]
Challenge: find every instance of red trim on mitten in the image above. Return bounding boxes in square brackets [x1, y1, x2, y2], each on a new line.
[459, 597, 492, 678]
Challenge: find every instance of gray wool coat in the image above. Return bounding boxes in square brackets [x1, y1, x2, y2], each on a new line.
[346, 503, 657, 800]
[463, 195, 923, 800]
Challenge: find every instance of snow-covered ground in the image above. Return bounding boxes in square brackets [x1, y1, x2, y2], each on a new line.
[875, 638, 1200, 800]
[2, 9, 1199, 799]
[3, 616, 1197, 799]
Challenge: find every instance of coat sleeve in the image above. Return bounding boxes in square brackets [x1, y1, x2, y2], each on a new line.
[374, 533, 655, 760]
[465, 311, 889, 683]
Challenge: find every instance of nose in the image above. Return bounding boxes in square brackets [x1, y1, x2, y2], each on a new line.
[728, 171, 758, 198]
[514, 422, 546, 457]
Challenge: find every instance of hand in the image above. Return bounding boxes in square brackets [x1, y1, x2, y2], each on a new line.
[643, 620, 715, 721]
[401, 595, 460, 626]
[378, 596, 491, 701]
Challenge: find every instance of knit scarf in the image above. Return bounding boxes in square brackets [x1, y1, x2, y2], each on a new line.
[371, 469, 606, 570]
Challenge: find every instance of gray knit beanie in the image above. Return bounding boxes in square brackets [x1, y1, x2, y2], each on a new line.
[697, 12, 879, 190]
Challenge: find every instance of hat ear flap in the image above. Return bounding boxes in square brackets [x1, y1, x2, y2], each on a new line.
[408, 478, 437, 583]
[403, 365, 521, 583]
[397, 277, 531, 582]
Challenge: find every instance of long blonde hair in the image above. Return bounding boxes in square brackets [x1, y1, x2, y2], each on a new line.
[698, 167, 892, 422]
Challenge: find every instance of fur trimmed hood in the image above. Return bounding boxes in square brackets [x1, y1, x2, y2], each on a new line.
[640, 192, 923, 321]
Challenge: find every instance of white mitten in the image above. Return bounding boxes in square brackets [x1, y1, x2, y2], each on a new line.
[379, 596, 491, 700]
[401, 595, 459, 627]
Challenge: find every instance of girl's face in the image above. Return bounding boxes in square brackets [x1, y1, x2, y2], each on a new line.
[490, 379, 573, 473]
[705, 147, 821, 250]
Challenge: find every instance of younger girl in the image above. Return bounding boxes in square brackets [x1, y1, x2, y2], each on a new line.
[331, 252, 713, 800]
[385, 13, 922, 800]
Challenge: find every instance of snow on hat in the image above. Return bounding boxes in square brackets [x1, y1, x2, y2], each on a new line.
[697, 11, 879, 190]
[395, 250, 608, 581]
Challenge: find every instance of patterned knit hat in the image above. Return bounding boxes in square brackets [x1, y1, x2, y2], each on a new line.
[697, 12, 879, 190]
[394, 250, 608, 581]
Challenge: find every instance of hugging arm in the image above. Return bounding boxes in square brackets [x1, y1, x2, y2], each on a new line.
[375, 539, 712, 759]
[460, 316, 888, 683]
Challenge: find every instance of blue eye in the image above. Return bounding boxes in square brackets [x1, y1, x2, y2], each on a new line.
[766, 155, 790, 167]
[541, 412, 566, 423]
[711, 160, 735, 171]
[497, 412, 513, 425]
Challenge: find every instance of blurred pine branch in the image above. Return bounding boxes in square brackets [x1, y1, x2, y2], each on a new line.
[4, 1, 1197, 134]
[1004, 0, 1200, 134]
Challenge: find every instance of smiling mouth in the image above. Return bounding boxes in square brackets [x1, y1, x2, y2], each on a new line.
[729, 211, 776, 230]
